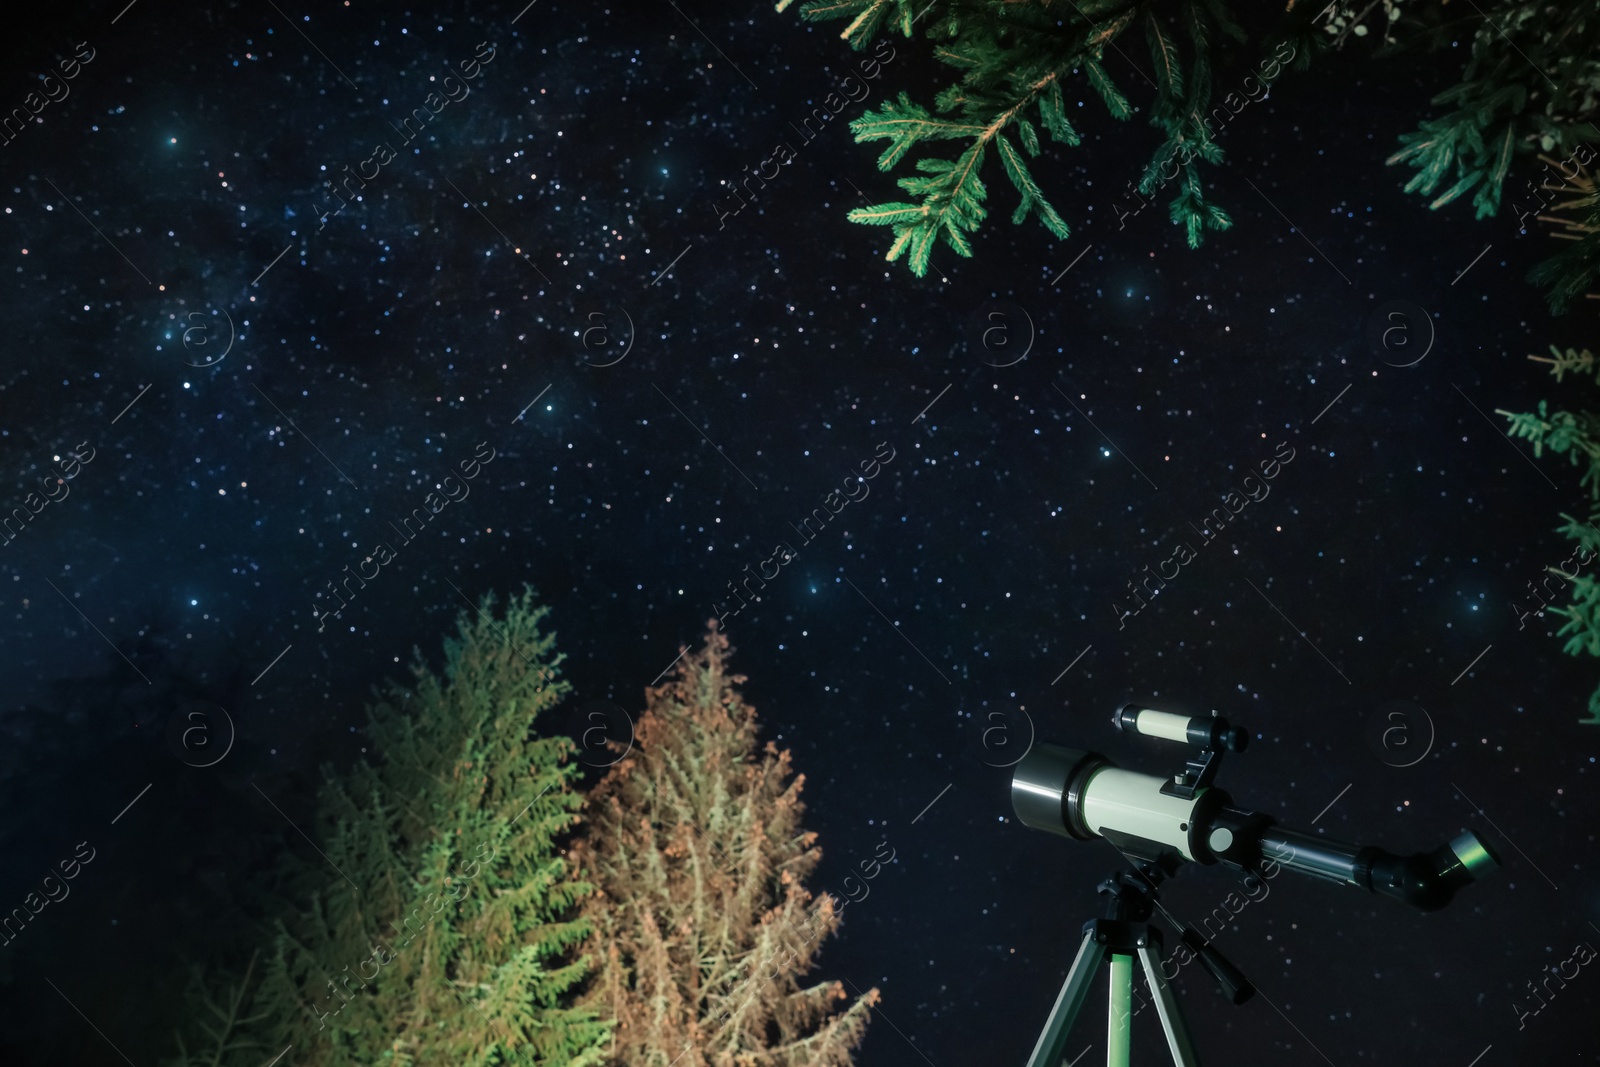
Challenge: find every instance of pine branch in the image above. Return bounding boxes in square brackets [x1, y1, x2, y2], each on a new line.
[788, 0, 1261, 274]
[1498, 399, 1600, 497]
[1531, 214, 1600, 312]
[996, 131, 1070, 235]
[1146, 10, 1182, 101]
[1082, 55, 1135, 120]
[852, 92, 986, 170]
[162, 951, 268, 1067]
[1498, 356, 1600, 726]
[1387, 0, 1600, 308]
[1528, 345, 1600, 385]
[779, 0, 918, 49]
[849, 73, 1062, 275]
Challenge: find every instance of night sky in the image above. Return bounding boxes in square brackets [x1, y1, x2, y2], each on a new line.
[1, 1, 1597, 1065]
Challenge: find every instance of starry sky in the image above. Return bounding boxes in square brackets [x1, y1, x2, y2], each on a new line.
[0, 1, 1597, 1064]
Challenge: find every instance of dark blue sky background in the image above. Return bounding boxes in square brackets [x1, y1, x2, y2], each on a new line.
[0, 1, 1596, 1064]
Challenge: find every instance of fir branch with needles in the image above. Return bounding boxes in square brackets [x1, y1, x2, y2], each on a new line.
[776, 0, 1309, 276]
[1499, 348, 1600, 724]
[162, 951, 270, 1067]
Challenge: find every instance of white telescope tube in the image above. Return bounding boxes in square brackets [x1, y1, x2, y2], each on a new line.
[1078, 766, 1204, 861]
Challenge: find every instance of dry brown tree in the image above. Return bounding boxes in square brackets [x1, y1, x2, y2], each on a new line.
[573, 619, 878, 1067]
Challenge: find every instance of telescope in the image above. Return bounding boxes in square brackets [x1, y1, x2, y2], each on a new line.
[1008, 704, 1500, 1067]
[1013, 705, 1498, 910]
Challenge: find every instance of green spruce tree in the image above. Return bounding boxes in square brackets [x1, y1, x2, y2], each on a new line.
[168, 587, 611, 1065]
[1499, 349, 1600, 724]
[573, 619, 878, 1067]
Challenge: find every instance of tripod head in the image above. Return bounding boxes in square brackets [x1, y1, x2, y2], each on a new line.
[1094, 851, 1254, 1006]
[1020, 841, 1251, 1067]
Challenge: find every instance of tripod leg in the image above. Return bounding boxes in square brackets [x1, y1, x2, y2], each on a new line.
[1024, 928, 1104, 1067]
[1135, 943, 1202, 1067]
[1107, 953, 1133, 1067]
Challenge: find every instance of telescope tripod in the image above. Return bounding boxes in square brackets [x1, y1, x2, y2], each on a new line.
[1024, 863, 1252, 1067]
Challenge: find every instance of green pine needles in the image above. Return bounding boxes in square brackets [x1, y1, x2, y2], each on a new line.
[774, 0, 1313, 276]
[1385, 1, 1600, 311]
[161, 595, 878, 1065]
[1382, 1, 1600, 204]
[777, 0, 1600, 309]
[1318, 0, 1600, 312]
[163, 952, 271, 1067]
[1499, 348, 1600, 724]
[842, 73, 1075, 275]
[166, 588, 611, 1066]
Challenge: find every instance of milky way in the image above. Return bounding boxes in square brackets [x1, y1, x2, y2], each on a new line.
[0, 2, 1596, 1065]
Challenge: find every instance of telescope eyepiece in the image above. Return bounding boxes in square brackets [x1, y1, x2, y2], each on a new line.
[1362, 831, 1501, 911]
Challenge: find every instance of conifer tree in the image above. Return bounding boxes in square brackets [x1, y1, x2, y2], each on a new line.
[573, 619, 878, 1067]
[1499, 350, 1600, 725]
[168, 587, 611, 1065]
